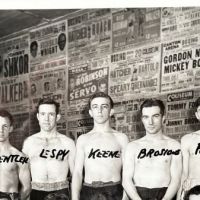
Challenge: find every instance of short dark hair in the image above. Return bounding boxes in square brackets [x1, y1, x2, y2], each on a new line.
[195, 97, 200, 109]
[36, 99, 60, 115]
[0, 109, 13, 126]
[184, 185, 200, 200]
[140, 98, 165, 116]
[88, 92, 114, 109]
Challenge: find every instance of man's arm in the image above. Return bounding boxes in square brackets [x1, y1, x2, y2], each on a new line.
[71, 135, 85, 200]
[68, 139, 76, 175]
[162, 141, 182, 200]
[18, 156, 31, 200]
[119, 134, 129, 200]
[177, 135, 190, 200]
[122, 143, 142, 200]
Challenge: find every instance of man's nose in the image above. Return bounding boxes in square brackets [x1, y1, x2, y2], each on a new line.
[98, 106, 103, 113]
[0, 126, 4, 133]
[44, 114, 50, 121]
[148, 117, 153, 124]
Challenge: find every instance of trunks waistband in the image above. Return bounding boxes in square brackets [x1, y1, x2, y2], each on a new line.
[83, 181, 121, 188]
[136, 186, 168, 190]
[0, 191, 20, 200]
[31, 180, 69, 191]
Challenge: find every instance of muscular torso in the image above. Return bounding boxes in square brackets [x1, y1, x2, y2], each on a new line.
[83, 132, 123, 183]
[133, 138, 180, 188]
[187, 134, 200, 179]
[0, 147, 26, 192]
[24, 134, 71, 183]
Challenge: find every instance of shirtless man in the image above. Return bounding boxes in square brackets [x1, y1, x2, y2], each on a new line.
[123, 99, 182, 200]
[72, 92, 129, 200]
[0, 109, 31, 200]
[22, 99, 75, 200]
[179, 97, 200, 199]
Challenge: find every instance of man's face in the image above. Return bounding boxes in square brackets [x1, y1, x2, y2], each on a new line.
[44, 82, 50, 91]
[141, 106, 164, 135]
[37, 104, 58, 132]
[31, 44, 37, 57]
[58, 33, 66, 51]
[89, 97, 112, 124]
[57, 79, 63, 88]
[99, 83, 107, 93]
[0, 116, 12, 142]
[31, 84, 36, 95]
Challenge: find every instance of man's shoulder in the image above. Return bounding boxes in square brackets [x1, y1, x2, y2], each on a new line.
[23, 133, 39, 144]
[127, 138, 143, 149]
[182, 131, 200, 140]
[10, 146, 25, 156]
[181, 131, 200, 146]
[58, 133, 75, 145]
[163, 135, 180, 146]
[113, 130, 128, 140]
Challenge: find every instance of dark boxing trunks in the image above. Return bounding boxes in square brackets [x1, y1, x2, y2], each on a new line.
[136, 186, 176, 200]
[0, 192, 20, 200]
[80, 181, 123, 200]
[30, 188, 70, 200]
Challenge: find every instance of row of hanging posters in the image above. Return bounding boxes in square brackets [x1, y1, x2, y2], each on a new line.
[1, 8, 200, 149]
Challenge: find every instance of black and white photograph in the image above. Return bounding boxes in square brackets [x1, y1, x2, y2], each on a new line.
[0, 1, 200, 200]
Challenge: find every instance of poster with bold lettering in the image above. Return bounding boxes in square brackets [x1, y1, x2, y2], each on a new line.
[112, 8, 161, 52]
[0, 35, 30, 150]
[109, 44, 161, 102]
[68, 9, 112, 64]
[0, 35, 29, 113]
[161, 7, 200, 41]
[67, 55, 109, 118]
[164, 90, 200, 140]
[30, 68, 66, 135]
[30, 20, 67, 72]
[161, 33, 200, 92]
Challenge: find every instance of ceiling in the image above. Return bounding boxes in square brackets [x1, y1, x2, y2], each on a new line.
[0, 9, 79, 39]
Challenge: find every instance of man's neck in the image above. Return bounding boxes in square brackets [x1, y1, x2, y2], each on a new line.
[145, 131, 164, 140]
[92, 122, 113, 133]
[0, 140, 10, 151]
[39, 130, 58, 138]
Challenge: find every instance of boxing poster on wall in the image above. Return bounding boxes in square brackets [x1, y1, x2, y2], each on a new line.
[161, 7, 200, 41]
[164, 89, 200, 140]
[67, 9, 112, 64]
[161, 33, 200, 92]
[0, 34, 30, 113]
[29, 20, 67, 72]
[109, 43, 161, 102]
[112, 8, 161, 52]
[0, 34, 30, 150]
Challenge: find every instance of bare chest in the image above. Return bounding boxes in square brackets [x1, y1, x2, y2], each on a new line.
[29, 139, 70, 161]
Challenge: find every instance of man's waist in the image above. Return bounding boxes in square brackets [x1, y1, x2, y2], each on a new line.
[31, 180, 69, 191]
[83, 181, 121, 188]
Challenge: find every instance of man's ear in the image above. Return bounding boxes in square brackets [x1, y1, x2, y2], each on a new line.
[9, 126, 13, 133]
[162, 115, 166, 124]
[110, 108, 114, 116]
[36, 113, 39, 121]
[195, 112, 200, 120]
[56, 114, 61, 122]
[89, 109, 93, 117]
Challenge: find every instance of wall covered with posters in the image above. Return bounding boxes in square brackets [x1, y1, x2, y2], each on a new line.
[0, 7, 200, 149]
